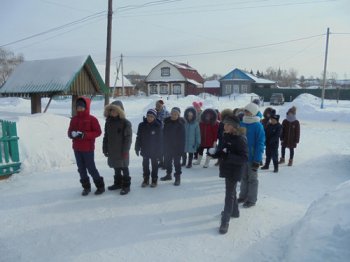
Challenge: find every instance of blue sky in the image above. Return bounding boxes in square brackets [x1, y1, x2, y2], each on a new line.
[1, 0, 349, 78]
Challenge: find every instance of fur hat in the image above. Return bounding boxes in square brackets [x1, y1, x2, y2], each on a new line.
[146, 109, 157, 118]
[287, 106, 297, 115]
[192, 101, 203, 110]
[111, 100, 124, 111]
[270, 114, 280, 121]
[221, 109, 234, 121]
[171, 107, 181, 115]
[223, 115, 240, 128]
[244, 102, 259, 116]
[76, 99, 86, 109]
[252, 98, 260, 106]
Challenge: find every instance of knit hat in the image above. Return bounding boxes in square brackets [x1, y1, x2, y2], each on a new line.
[76, 99, 86, 109]
[252, 98, 260, 106]
[146, 109, 157, 118]
[112, 100, 124, 111]
[171, 107, 181, 115]
[270, 114, 280, 121]
[156, 99, 164, 106]
[287, 106, 297, 115]
[192, 101, 203, 110]
[244, 102, 259, 116]
[223, 115, 240, 128]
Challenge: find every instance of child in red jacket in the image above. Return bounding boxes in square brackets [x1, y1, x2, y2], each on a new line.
[68, 97, 104, 196]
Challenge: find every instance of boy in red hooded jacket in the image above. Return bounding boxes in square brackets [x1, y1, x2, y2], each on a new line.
[68, 97, 104, 196]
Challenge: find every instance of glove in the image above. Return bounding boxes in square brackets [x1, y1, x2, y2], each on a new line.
[122, 152, 129, 159]
[74, 131, 84, 139]
[135, 150, 140, 156]
[252, 162, 260, 172]
[71, 131, 78, 138]
[208, 147, 216, 155]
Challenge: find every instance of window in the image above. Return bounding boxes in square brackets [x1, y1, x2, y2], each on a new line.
[233, 85, 240, 94]
[150, 84, 158, 94]
[173, 84, 181, 94]
[160, 84, 168, 94]
[241, 84, 248, 93]
[161, 67, 170, 77]
[224, 84, 232, 95]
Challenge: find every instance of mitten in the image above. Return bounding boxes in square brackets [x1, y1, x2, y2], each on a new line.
[71, 131, 78, 138]
[76, 131, 84, 139]
[251, 162, 260, 172]
[208, 147, 216, 155]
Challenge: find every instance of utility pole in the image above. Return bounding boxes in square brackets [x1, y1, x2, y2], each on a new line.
[104, 0, 113, 106]
[321, 27, 330, 109]
[121, 53, 124, 96]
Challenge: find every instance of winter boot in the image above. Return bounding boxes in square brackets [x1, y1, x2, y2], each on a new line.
[174, 175, 181, 186]
[231, 202, 240, 218]
[273, 164, 278, 173]
[108, 174, 123, 190]
[80, 179, 91, 196]
[150, 179, 158, 188]
[237, 198, 245, 204]
[203, 156, 212, 168]
[243, 201, 255, 208]
[278, 157, 285, 164]
[141, 176, 150, 188]
[288, 159, 293, 166]
[193, 155, 203, 165]
[261, 165, 269, 170]
[94, 177, 105, 195]
[120, 176, 131, 195]
[219, 222, 229, 234]
[181, 154, 186, 167]
[160, 173, 172, 181]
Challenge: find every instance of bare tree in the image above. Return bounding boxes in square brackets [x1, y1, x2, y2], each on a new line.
[0, 48, 24, 87]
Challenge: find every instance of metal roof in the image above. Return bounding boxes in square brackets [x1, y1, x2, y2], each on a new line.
[0, 55, 109, 96]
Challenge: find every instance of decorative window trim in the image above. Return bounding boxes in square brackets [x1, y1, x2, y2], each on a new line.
[160, 84, 168, 94]
[161, 67, 170, 77]
[173, 84, 181, 94]
[150, 84, 158, 94]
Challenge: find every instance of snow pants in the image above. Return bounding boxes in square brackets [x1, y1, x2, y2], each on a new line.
[222, 176, 239, 224]
[239, 162, 258, 204]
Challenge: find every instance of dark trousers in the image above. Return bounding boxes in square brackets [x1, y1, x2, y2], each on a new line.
[165, 153, 182, 176]
[198, 146, 210, 156]
[182, 153, 194, 165]
[74, 151, 101, 182]
[281, 146, 294, 159]
[222, 176, 238, 224]
[114, 167, 131, 188]
[142, 157, 159, 181]
[265, 146, 278, 168]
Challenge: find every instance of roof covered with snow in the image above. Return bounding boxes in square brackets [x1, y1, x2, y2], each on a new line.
[0, 56, 108, 96]
[204, 80, 220, 88]
[221, 68, 275, 84]
[96, 65, 134, 88]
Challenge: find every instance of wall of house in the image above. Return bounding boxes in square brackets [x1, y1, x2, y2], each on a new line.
[146, 61, 185, 82]
[147, 82, 185, 96]
[220, 80, 253, 95]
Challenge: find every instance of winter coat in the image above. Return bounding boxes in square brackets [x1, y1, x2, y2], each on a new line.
[156, 106, 170, 124]
[265, 122, 282, 149]
[261, 107, 275, 130]
[199, 108, 219, 148]
[210, 130, 248, 181]
[163, 116, 185, 156]
[102, 104, 132, 168]
[241, 115, 265, 163]
[184, 107, 201, 153]
[135, 118, 163, 159]
[281, 119, 300, 148]
[68, 97, 101, 152]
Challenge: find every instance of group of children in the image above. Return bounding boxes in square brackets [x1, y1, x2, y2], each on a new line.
[67, 96, 300, 234]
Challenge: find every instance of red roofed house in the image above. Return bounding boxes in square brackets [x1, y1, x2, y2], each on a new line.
[145, 60, 204, 96]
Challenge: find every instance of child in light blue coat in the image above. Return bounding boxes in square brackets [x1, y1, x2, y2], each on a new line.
[183, 107, 201, 168]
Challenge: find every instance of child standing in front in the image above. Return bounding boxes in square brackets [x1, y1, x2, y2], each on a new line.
[208, 115, 248, 234]
[135, 109, 163, 187]
[261, 114, 282, 172]
[103, 101, 133, 195]
[68, 97, 104, 196]
[183, 107, 201, 168]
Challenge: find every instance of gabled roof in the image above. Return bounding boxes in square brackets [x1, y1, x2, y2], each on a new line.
[168, 60, 204, 84]
[96, 65, 134, 88]
[221, 68, 275, 84]
[0, 56, 108, 96]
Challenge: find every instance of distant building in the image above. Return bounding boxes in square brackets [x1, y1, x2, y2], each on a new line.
[220, 68, 276, 96]
[203, 80, 220, 96]
[145, 60, 204, 96]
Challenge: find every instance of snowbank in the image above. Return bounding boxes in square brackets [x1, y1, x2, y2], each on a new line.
[284, 180, 350, 261]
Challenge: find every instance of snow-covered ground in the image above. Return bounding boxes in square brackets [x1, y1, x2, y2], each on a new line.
[0, 94, 349, 262]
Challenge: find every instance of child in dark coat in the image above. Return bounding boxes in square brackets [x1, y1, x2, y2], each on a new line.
[261, 114, 282, 172]
[208, 115, 248, 234]
[135, 109, 163, 188]
[68, 97, 104, 196]
[103, 100, 133, 195]
[160, 107, 186, 186]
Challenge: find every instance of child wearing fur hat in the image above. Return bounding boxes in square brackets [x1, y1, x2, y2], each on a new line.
[261, 114, 282, 172]
[280, 106, 300, 166]
[68, 97, 104, 196]
[238, 102, 265, 208]
[194, 108, 219, 168]
[208, 115, 248, 234]
[135, 109, 163, 187]
[103, 100, 133, 195]
[160, 107, 186, 186]
[183, 107, 201, 168]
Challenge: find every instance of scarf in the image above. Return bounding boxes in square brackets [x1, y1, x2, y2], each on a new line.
[286, 114, 297, 122]
[242, 115, 260, 124]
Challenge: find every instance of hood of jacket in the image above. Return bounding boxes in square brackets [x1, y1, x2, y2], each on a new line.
[76, 97, 91, 117]
[104, 103, 126, 119]
[201, 108, 218, 125]
[221, 109, 233, 122]
[184, 107, 197, 123]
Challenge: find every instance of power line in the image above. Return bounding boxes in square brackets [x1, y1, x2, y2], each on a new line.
[119, 34, 325, 59]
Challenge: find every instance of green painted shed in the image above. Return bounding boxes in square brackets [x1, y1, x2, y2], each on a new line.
[0, 55, 109, 115]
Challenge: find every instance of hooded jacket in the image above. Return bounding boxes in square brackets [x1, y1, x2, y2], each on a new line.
[281, 118, 300, 148]
[199, 108, 219, 148]
[68, 97, 101, 152]
[102, 103, 132, 168]
[184, 107, 201, 153]
[163, 116, 186, 156]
